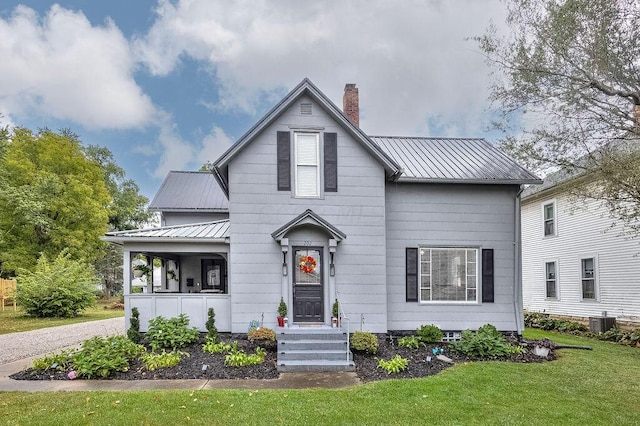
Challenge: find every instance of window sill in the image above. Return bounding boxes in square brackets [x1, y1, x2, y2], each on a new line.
[418, 301, 480, 306]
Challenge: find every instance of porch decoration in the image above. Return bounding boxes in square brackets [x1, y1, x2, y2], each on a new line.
[299, 255, 316, 274]
[277, 297, 288, 327]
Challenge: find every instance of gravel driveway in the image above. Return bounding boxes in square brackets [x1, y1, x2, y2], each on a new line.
[0, 317, 124, 365]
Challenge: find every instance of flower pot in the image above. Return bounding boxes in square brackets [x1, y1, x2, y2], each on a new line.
[331, 317, 338, 328]
[277, 316, 285, 327]
[133, 269, 144, 278]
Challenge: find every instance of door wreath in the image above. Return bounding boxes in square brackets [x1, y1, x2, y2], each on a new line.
[299, 255, 317, 274]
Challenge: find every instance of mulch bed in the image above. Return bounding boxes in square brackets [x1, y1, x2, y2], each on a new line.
[10, 333, 555, 383]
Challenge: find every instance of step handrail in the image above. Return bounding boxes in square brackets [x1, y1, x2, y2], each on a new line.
[335, 290, 350, 363]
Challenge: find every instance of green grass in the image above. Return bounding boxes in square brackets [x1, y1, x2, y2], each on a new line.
[0, 299, 124, 335]
[1, 330, 639, 425]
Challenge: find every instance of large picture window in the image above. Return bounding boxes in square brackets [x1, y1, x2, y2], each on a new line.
[419, 247, 478, 302]
[294, 133, 320, 197]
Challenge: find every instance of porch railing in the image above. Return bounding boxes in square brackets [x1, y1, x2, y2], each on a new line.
[335, 290, 350, 363]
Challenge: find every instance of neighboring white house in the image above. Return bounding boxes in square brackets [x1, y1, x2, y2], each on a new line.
[105, 78, 541, 334]
[521, 173, 640, 324]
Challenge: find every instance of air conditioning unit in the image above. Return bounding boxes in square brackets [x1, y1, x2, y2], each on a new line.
[589, 316, 616, 333]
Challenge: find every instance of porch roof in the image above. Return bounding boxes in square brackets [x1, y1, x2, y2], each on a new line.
[271, 209, 346, 242]
[103, 220, 230, 243]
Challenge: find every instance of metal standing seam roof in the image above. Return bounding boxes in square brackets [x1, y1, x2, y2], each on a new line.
[370, 136, 541, 184]
[149, 171, 229, 212]
[103, 220, 230, 242]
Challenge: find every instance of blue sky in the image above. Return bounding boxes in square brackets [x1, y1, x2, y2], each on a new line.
[0, 1, 508, 200]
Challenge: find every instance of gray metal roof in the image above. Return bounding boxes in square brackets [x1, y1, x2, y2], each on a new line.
[103, 220, 230, 243]
[149, 171, 228, 212]
[371, 136, 541, 184]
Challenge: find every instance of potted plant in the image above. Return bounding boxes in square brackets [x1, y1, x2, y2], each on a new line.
[133, 264, 150, 279]
[332, 299, 340, 328]
[167, 269, 179, 292]
[277, 297, 287, 327]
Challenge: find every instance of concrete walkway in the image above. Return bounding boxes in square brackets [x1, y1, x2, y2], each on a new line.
[0, 318, 360, 392]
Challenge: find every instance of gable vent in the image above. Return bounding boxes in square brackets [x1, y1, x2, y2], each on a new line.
[300, 102, 312, 115]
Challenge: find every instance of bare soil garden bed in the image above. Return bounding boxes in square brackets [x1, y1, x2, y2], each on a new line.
[10, 333, 555, 383]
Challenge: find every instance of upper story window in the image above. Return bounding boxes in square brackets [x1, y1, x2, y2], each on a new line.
[419, 247, 478, 303]
[581, 257, 597, 300]
[543, 201, 556, 236]
[545, 261, 557, 299]
[294, 133, 320, 197]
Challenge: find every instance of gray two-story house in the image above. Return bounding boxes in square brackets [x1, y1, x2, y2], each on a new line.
[106, 78, 540, 336]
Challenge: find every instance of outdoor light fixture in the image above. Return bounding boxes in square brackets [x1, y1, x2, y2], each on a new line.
[281, 238, 289, 276]
[329, 239, 337, 276]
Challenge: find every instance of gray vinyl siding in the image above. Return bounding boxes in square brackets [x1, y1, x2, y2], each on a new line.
[227, 95, 388, 333]
[385, 183, 520, 331]
[522, 192, 640, 323]
[161, 212, 229, 226]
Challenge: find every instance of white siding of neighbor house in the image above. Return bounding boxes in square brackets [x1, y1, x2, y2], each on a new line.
[227, 95, 389, 333]
[385, 183, 521, 332]
[522, 192, 640, 323]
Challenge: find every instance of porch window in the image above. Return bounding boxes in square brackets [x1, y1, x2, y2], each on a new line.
[419, 247, 478, 303]
[294, 133, 320, 197]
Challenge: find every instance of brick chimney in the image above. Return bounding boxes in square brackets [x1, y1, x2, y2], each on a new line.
[343, 83, 359, 127]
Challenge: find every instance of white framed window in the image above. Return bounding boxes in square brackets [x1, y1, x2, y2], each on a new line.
[545, 261, 558, 299]
[419, 247, 479, 303]
[294, 132, 320, 197]
[543, 200, 556, 237]
[580, 256, 598, 300]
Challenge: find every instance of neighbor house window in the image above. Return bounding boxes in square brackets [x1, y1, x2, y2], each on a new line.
[545, 261, 557, 299]
[543, 201, 556, 236]
[294, 133, 320, 197]
[581, 257, 597, 300]
[419, 248, 478, 302]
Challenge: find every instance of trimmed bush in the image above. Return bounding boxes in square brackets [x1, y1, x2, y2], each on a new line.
[206, 308, 218, 342]
[15, 251, 97, 318]
[351, 331, 379, 354]
[127, 307, 141, 344]
[248, 327, 276, 342]
[416, 324, 443, 343]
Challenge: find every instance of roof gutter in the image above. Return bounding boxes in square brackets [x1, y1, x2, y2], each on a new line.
[102, 236, 229, 244]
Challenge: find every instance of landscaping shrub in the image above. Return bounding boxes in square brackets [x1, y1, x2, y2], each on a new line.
[351, 331, 379, 354]
[73, 336, 144, 378]
[416, 324, 443, 343]
[206, 308, 218, 342]
[398, 335, 423, 349]
[141, 350, 187, 371]
[15, 251, 97, 318]
[248, 327, 276, 342]
[202, 338, 231, 354]
[377, 355, 409, 374]
[224, 342, 267, 367]
[451, 324, 518, 358]
[146, 314, 199, 351]
[32, 350, 75, 372]
[127, 307, 141, 344]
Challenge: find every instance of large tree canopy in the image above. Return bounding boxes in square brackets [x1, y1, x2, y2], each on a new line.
[478, 0, 640, 234]
[0, 128, 151, 276]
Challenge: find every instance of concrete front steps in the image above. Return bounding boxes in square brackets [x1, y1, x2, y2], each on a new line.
[276, 326, 355, 372]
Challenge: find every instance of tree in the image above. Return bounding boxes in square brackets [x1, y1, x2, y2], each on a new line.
[0, 128, 111, 273]
[477, 0, 640, 235]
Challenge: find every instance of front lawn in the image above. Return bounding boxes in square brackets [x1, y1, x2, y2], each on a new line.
[1, 330, 638, 425]
[0, 299, 124, 335]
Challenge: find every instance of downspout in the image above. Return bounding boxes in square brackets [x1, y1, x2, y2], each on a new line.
[514, 185, 525, 336]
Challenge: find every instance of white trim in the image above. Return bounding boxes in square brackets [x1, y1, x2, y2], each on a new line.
[579, 254, 599, 302]
[542, 199, 557, 238]
[543, 259, 559, 300]
[418, 246, 480, 305]
[294, 132, 321, 198]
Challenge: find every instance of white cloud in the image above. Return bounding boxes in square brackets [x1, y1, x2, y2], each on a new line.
[134, 0, 508, 136]
[0, 4, 155, 129]
[197, 126, 234, 164]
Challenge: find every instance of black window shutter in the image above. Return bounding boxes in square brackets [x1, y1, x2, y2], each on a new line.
[406, 248, 419, 302]
[482, 249, 494, 303]
[277, 131, 291, 191]
[324, 133, 338, 192]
